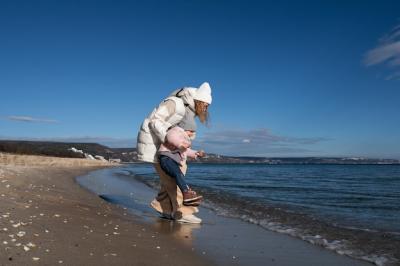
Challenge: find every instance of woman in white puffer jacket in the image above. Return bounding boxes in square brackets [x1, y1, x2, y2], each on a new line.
[136, 82, 212, 223]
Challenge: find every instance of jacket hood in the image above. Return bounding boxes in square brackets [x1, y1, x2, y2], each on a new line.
[169, 87, 196, 111]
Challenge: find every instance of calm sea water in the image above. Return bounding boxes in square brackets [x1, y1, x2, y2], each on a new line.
[125, 163, 400, 265]
[130, 164, 400, 232]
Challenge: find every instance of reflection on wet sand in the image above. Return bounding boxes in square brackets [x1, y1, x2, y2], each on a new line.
[152, 218, 201, 247]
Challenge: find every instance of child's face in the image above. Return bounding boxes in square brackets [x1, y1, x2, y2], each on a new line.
[185, 130, 195, 137]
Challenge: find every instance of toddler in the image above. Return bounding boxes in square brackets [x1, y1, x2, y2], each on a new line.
[158, 117, 204, 206]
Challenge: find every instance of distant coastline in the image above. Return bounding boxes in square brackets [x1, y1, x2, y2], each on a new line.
[1, 140, 399, 165]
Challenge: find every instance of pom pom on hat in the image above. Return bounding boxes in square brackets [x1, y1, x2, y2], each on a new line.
[193, 82, 212, 104]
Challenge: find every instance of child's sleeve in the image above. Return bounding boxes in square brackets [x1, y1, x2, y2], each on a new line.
[165, 127, 190, 149]
[186, 148, 198, 159]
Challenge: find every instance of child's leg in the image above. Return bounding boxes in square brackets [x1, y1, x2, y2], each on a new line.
[159, 155, 190, 192]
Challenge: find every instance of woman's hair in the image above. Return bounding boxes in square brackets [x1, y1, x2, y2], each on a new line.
[194, 100, 210, 126]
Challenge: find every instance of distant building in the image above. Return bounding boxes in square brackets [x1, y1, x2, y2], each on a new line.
[94, 155, 107, 162]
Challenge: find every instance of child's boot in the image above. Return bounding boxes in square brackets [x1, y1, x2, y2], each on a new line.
[183, 189, 203, 205]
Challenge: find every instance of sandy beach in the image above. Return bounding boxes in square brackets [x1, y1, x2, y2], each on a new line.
[0, 153, 210, 265]
[0, 153, 379, 266]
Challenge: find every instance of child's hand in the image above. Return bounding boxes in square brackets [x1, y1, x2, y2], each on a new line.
[179, 142, 191, 150]
[196, 150, 206, 157]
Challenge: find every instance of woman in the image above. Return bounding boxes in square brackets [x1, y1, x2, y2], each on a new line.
[136, 82, 212, 223]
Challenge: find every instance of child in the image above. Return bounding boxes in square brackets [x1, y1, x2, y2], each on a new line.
[158, 116, 205, 206]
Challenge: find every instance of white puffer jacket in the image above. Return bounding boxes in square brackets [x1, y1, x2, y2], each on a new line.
[136, 88, 196, 163]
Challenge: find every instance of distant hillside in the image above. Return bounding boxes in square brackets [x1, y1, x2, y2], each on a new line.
[0, 140, 398, 164]
[0, 140, 113, 159]
[107, 148, 138, 162]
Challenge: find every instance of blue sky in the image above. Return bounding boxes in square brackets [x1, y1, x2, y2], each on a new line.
[1, 0, 399, 158]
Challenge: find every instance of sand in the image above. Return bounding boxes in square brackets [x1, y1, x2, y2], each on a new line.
[0, 153, 210, 265]
[0, 153, 377, 266]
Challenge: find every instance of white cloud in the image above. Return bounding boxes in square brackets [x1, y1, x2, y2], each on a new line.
[193, 128, 331, 156]
[364, 23, 400, 79]
[6, 116, 58, 123]
[0, 128, 329, 155]
[384, 70, 400, 81]
[365, 42, 400, 66]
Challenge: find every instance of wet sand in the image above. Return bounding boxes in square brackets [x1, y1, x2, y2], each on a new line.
[0, 153, 210, 265]
[77, 166, 374, 266]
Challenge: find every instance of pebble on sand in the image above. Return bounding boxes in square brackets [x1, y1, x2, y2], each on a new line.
[17, 231, 26, 237]
[12, 222, 21, 228]
[27, 242, 36, 247]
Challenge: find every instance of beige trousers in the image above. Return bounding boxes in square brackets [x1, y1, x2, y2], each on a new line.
[150, 162, 198, 219]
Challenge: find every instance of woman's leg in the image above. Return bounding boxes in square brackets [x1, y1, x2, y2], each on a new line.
[152, 162, 200, 222]
[159, 155, 189, 192]
[159, 155, 202, 205]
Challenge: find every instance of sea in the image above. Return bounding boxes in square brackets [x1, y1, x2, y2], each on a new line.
[77, 163, 400, 266]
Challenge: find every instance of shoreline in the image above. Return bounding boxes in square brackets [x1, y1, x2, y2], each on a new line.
[77, 165, 376, 266]
[0, 153, 210, 265]
[120, 163, 399, 266]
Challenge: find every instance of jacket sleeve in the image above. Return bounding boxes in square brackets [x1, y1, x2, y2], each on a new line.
[148, 100, 176, 143]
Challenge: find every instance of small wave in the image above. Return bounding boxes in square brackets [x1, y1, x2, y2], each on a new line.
[123, 167, 400, 266]
[201, 200, 398, 266]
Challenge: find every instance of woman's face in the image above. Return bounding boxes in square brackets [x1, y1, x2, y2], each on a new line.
[194, 100, 210, 124]
[199, 102, 209, 112]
